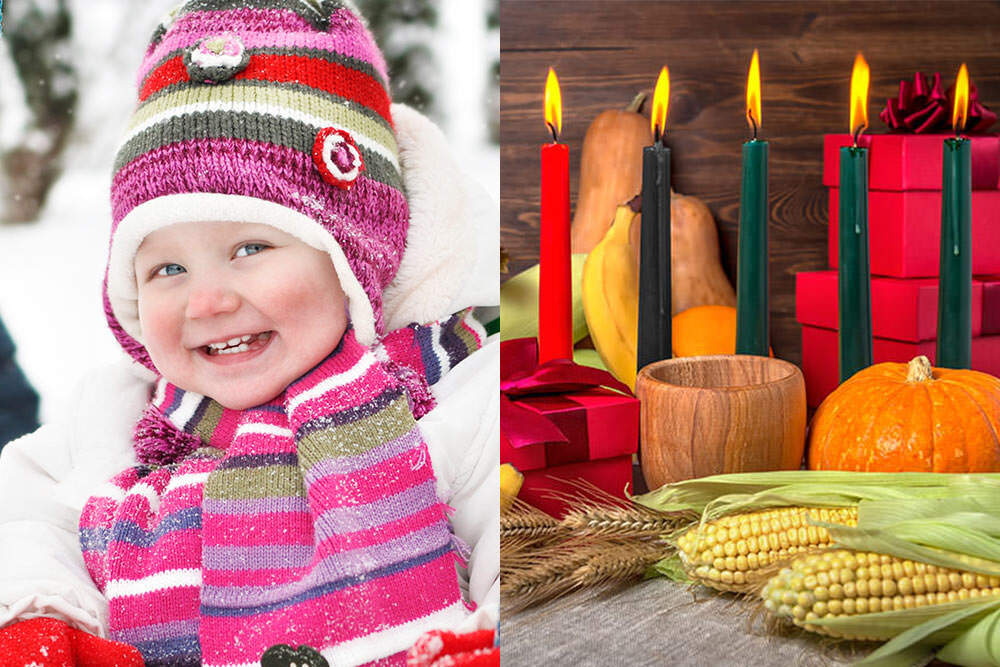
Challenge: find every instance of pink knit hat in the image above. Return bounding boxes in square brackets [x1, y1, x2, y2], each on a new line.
[104, 0, 408, 370]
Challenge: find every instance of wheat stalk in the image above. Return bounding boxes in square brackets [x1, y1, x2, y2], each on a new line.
[501, 540, 598, 610]
[562, 505, 681, 539]
[500, 497, 565, 558]
[499, 481, 684, 610]
[569, 539, 668, 588]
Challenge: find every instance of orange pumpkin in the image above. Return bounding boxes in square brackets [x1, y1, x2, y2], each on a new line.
[807, 356, 1000, 472]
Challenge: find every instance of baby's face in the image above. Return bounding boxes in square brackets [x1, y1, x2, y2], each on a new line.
[135, 221, 348, 409]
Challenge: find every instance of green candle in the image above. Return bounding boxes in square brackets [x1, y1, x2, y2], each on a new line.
[937, 65, 973, 369]
[735, 50, 768, 356]
[838, 54, 873, 382]
[838, 145, 873, 382]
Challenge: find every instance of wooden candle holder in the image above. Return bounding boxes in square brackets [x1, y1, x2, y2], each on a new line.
[636, 355, 806, 491]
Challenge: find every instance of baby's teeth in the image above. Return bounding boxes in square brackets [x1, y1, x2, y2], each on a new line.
[227, 336, 242, 346]
[218, 343, 250, 355]
[240, 334, 254, 342]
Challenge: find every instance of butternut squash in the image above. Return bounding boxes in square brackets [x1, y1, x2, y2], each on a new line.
[628, 190, 736, 315]
[570, 92, 650, 254]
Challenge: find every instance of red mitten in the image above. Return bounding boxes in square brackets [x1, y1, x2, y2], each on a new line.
[407, 629, 498, 667]
[0, 618, 143, 667]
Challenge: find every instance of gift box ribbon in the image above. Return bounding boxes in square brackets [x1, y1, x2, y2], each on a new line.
[880, 71, 996, 134]
[500, 337, 631, 450]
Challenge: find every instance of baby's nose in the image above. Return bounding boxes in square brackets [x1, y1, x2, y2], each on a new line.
[185, 284, 241, 319]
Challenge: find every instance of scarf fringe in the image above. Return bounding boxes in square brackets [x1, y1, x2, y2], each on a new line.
[442, 502, 472, 568]
[382, 357, 436, 419]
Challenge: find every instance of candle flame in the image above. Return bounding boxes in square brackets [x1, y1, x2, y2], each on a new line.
[953, 63, 969, 133]
[849, 53, 869, 139]
[544, 67, 562, 140]
[746, 49, 762, 134]
[651, 66, 670, 142]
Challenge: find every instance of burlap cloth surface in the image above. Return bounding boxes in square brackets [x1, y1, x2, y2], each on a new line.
[500, 578, 890, 666]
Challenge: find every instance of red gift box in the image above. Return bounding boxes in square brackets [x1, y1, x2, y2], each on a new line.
[796, 270, 984, 342]
[800, 324, 1000, 407]
[823, 134, 1000, 191]
[501, 387, 639, 517]
[827, 188, 1000, 277]
[981, 275, 1000, 335]
[517, 456, 634, 519]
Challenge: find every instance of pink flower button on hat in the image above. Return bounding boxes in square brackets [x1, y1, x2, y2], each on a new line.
[312, 128, 365, 189]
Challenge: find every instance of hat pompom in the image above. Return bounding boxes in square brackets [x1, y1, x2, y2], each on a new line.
[134, 404, 201, 465]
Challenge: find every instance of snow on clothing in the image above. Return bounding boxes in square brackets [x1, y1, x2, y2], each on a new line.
[0, 98, 499, 659]
[81, 315, 483, 666]
[0, 335, 499, 661]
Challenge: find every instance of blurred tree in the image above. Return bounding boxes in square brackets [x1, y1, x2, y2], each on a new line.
[0, 0, 78, 223]
[487, 0, 498, 144]
[355, 0, 438, 115]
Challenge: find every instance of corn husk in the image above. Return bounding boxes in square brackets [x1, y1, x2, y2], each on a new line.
[776, 481, 1000, 665]
[937, 604, 1000, 666]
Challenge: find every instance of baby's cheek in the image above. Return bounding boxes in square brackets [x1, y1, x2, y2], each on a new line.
[137, 295, 181, 354]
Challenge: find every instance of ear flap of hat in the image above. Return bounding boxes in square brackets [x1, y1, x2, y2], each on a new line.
[381, 104, 499, 331]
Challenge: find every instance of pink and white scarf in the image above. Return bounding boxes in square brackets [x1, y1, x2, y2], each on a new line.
[80, 311, 485, 667]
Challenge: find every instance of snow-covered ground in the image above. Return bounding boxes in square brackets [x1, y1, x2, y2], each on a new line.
[0, 1, 498, 423]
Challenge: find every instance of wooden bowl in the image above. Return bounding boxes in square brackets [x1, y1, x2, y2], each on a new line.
[635, 355, 806, 491]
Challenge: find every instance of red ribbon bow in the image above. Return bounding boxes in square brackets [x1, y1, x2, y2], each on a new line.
[880, 71, 996, 133]
[500, 338, 632, 450]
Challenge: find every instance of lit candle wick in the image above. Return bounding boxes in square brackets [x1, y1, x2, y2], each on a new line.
[852, 124, 865, 148]
[748, 109, 759, 141]
[547, 122, 558, 144]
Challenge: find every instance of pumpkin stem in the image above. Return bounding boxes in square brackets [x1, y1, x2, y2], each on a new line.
[627, 91, 648, 115]
[906, 355, 934, 383]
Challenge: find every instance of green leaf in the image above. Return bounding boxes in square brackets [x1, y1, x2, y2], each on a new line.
[499, 255, 589, 344]
[649, 554, 691, 583]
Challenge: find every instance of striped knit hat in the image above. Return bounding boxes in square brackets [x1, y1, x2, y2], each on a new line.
[104, 0, 407, 370]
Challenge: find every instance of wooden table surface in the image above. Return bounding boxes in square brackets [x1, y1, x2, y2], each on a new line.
[499, 0, 1000, 365]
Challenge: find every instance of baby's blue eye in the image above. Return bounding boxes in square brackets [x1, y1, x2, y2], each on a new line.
[235, 243, 269, 257]
[155, 263, 185, 277]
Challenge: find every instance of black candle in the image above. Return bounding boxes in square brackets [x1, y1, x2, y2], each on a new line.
[637, 67, 671, 375]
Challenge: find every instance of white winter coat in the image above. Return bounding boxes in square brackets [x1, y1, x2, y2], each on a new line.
[0, 104, 500, 639]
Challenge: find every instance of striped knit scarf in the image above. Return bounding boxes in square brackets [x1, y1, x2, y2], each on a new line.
[80, 311, 484, 667]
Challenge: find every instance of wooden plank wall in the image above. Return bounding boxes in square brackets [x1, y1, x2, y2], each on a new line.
[500, 0, 1000, 365]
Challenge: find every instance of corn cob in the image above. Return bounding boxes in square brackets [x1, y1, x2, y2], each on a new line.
[675, 506, 859, 591]
[762, 549, 1000, 641]
[499, 463, 524, 514]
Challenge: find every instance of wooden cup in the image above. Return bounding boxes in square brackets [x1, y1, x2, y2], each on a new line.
[636, 355, 806, 491]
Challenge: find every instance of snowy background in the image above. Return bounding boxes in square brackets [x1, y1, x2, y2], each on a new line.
[0, 0, 499, 422]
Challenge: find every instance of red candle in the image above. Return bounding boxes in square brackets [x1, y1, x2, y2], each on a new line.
[539, 67, 572, 363]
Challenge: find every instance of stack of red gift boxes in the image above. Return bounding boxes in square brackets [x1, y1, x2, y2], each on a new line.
[797, 133, 1000, 407]
[500, 388, 638, 518]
